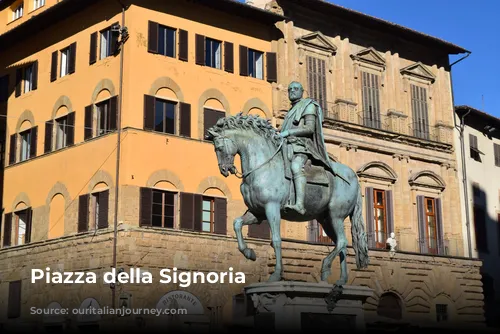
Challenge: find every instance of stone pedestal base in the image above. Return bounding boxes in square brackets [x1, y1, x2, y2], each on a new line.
[244, 281, 373, 332]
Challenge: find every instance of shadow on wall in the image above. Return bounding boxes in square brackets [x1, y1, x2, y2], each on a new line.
[471, 184, 499, 328]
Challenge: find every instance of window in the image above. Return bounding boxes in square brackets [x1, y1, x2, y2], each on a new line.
[373, 189, 387, 248]
[154, 98, 176, 134]
[469, 134, 481, 162]
[410, 84, 430, 140]
[96, 99, 111, 136]
[158, 25, 176, 58]
[425, 198, 437, 254]
[8, 281, 21, 319]
[33, 0, 45, 10]
[205, 38, 221, 69]
[148, 21, 187, 61]
[204, 108, 225, 141]
[19, 129, 31, 162]
[78, 190, 109, 233]
[202, 197, 215, 233]
[14, 209, 30, 245]
[152, 189, 175, 228]
[424, 197, 438, 254]
[90, 191, 109, 230]
[24, 63, 34, 93]
[306, 55, 327, 112]
[55, 115, 69, 149]
[13, 3, 23, 20]
[143, 94, 191, 137]
[84, 96, 117, 140]
[248, 49, 263, 79]
[361, 71, 381, 129]
[100, 28, 118, 60]
[473, 205, 488, 253]
[60, 47, 70, 77]
[436, 304, 448, 322]
[365, 187, 394, 249]
[494, 143, 500, 167]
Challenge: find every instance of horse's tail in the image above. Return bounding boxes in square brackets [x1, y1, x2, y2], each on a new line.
[350, 185, 370, 269]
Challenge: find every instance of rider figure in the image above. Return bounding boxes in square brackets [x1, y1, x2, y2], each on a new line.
[279, 81, 339, 215]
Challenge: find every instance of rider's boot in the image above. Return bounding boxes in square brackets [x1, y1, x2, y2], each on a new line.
[285, 171, 307, 215]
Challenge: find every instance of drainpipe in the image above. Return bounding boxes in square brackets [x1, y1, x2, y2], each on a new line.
[112, 0, 128, 309]
[449, 51, 472, 258]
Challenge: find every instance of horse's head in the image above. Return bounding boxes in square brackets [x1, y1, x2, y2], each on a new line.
[206, 129, 238, 177]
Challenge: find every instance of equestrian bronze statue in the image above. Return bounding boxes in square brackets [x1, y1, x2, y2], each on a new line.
[206, 81, 369, 286]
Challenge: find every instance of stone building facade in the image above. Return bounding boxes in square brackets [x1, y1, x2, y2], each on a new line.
[454, 105, 500, 328]
[0, 0, 487, 332]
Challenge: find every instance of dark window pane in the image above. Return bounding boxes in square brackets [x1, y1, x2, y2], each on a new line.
[166, 28, 175, 58]
[205, 40, 211, 66]
[165, 217, 174, 228]
[152, 203, 163, 215]
[158, 26, 165, 56]
[155, 100, 164, 132]
[152, 191, 163, 204]
[164, 205, 174, 217]
[166, 102, 175, 134]
[152, 215, 162, 227]
[164, 192, 174, 205]
[248, 50, 254, 76]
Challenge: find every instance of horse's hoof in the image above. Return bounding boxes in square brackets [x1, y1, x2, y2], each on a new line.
[243, 248, 256, 261]
[268, 272, 282, 282]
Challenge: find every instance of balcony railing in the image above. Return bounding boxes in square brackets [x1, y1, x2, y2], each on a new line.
[320, 99, 454, 146]
[364, 231, 464, 257]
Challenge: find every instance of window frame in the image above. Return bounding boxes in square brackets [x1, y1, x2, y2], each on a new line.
[60, 46, 70, 78]
[248, 49, 264, 80]
[436, 304, 448, 322]
[373, 189, 388, 248]
[95, 99, 111, 136]
[424, 197, 438, 254]
[14, 208, 29, 246]
[202, 196, 215, 233]
[19, 129, 31, 162]
[158, 24, 177, 58]
[55, 114, 69, 150]
[33, 0, 45, 11]
[151, 189, 176, 229]
[23, 63, 34, 94]
[12, 3, 23, 20]
[154, 97, 178, 135]
[205, 38, 222, 69]
[410, 83, 430, 140]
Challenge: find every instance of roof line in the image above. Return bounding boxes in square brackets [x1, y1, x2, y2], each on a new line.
[287, 0, 469, 54]
[455, 105, 500, 126]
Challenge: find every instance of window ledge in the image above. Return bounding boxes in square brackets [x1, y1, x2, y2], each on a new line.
[7, 16, 23, 25]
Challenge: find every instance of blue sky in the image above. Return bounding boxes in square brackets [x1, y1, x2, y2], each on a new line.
[242, 0, 499, 118]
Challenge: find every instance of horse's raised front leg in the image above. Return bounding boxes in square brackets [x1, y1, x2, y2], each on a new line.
[266, 202, 283, 282]
[234, 210, 259, 261]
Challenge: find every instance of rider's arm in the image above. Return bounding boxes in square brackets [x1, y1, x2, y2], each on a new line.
[285, 114, 315, 137]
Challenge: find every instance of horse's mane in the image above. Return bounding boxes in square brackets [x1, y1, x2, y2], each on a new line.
[206, 113, 282, 146]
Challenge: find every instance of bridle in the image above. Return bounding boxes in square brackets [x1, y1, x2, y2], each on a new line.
[214, 132, 285, 180]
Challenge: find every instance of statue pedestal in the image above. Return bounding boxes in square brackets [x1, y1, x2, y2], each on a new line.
[244, 281, 373, 332]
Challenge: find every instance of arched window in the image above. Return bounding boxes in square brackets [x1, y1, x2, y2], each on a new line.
[143, 87, 191, 138]
[377, 292, 402, 320]
[84, 88, 118, 140]
[45, 104, 75, 153]
[10, 118, 37, 165]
